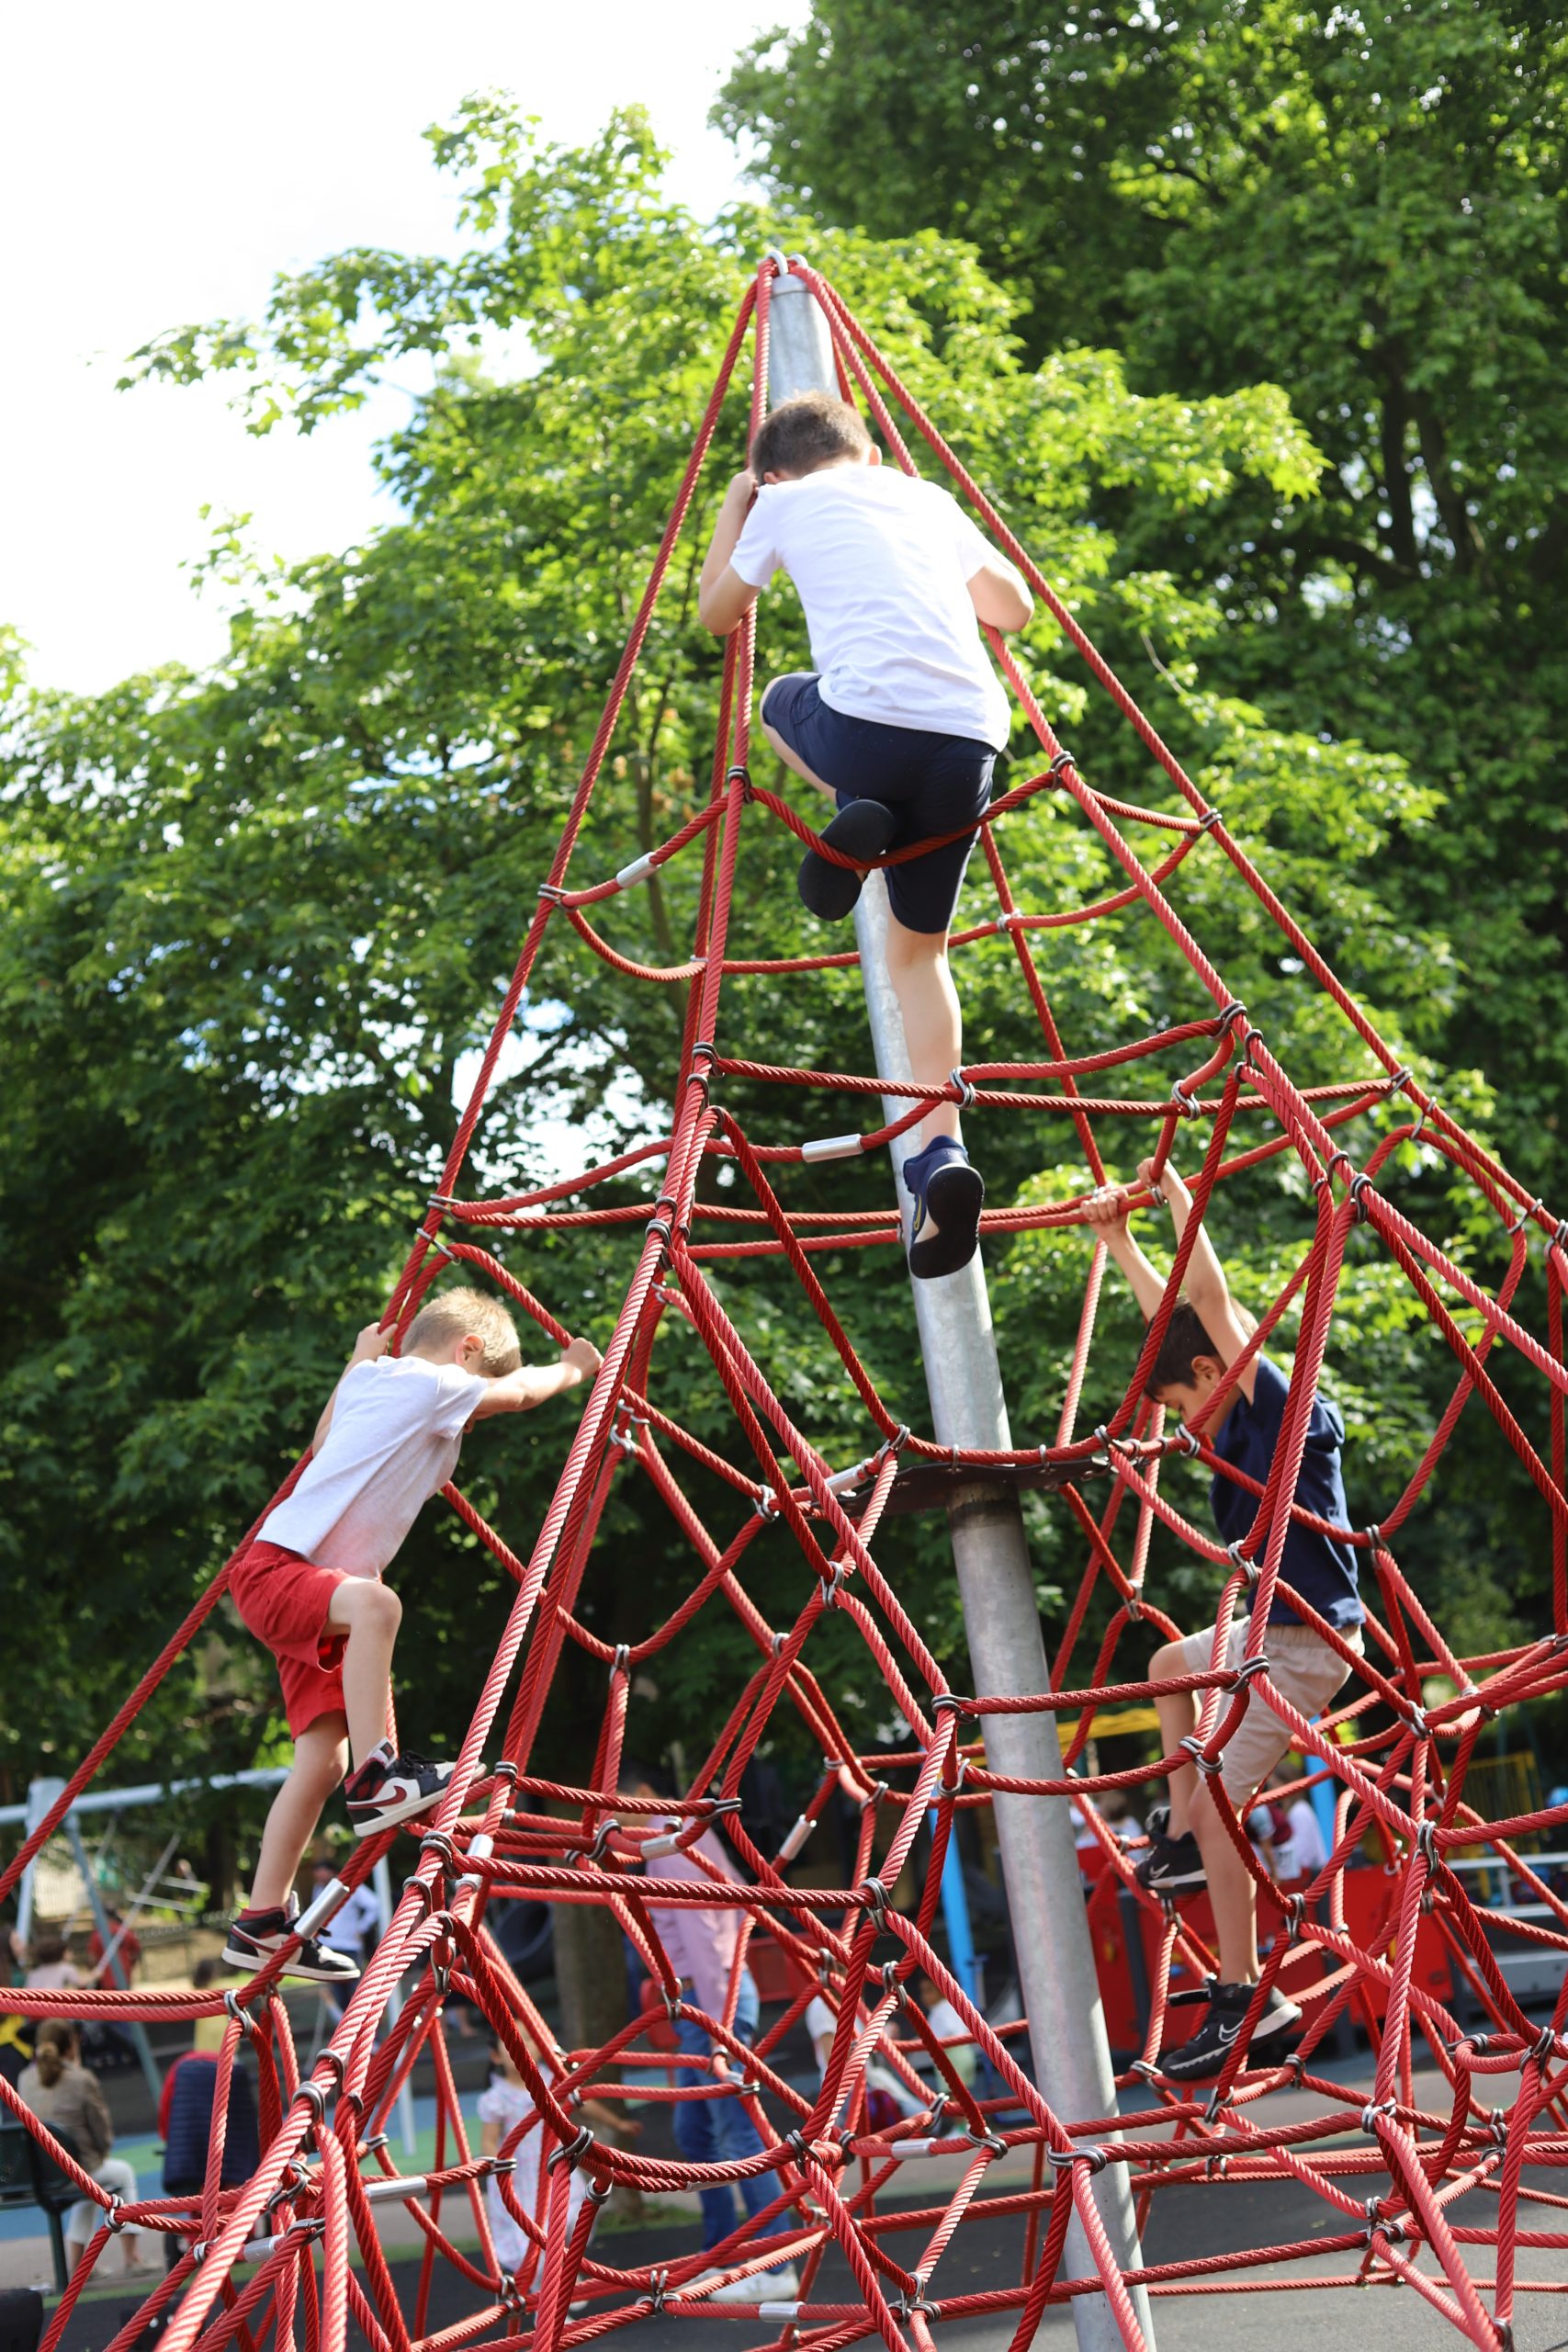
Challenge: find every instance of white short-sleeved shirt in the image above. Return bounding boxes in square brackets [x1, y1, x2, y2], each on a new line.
[259, 1354, 488, 1576]
[730, 465, 1010, 750]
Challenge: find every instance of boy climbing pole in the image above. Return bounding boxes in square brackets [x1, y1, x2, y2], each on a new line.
[223, 1289, 600, 1983]
[1084, 1160, 1365, 2079]
[698, 391, 1032, 1280]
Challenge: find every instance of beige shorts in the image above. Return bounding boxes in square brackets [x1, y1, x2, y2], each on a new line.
[1174, 1618, 1363, 1804]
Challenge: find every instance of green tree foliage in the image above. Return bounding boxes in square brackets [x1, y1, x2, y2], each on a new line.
[0, 103, 1536, 1857]
[719, 2, 1568, 1166]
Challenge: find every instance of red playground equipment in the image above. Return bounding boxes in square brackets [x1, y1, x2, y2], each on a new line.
[5, 254, 1568, 2352]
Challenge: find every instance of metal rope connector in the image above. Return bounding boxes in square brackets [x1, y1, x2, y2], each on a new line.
[1179, 1734, 1223, 1779]
[546, 2124, 596, 2173]
[1045, 2144, 1107, 2175]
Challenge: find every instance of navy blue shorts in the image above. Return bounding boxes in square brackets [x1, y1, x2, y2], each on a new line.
[761, 673, 997, 935]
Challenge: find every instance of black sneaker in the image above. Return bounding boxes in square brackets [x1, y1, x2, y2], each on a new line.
[221, 1905, 360, 1984]
[904, 1138, 985, 1281]
[1134, 1823, 1206, 1893]
[1158, 1981, 1302, 2082]
[345, 1744, 456, 1838]
[797, 797, 897, 922]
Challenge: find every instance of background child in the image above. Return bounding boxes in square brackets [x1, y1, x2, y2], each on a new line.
[477, 2031, 636, 2284]
[698, 390, 1032, 1280]
[222, 1288, 600, 1983]
[1084, 1158, 1364, 2079]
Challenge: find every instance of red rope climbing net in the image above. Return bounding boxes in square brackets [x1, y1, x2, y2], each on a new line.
[6, 256, 1568, 2352]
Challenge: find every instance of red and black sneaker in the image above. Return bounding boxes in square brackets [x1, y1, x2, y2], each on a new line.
[345, 1742, 456, 1838]
[221, 1901, 359, 1984]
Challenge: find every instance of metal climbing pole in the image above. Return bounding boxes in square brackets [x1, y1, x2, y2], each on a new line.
[765, 259, 1155, 2352]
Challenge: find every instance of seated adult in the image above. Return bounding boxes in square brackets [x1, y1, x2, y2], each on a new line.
[15, 2020, 153, 2274]
[158, 2053, 261, 2272]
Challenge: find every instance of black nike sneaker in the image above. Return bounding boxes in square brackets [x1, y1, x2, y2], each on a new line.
[221, 1901, 359, 1984]
[1157, 1980, 1302, 2082]
[1133, 1816, 1207, 1893]
[344, 1741, 456, 1837]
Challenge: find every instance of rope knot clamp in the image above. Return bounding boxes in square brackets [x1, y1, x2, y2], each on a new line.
[609, 1642, 632, 1681]
[1489, 2108, 1509, 2150]
[103, 2193, 125, 2234]
[223, 1991, 252, 2026]
[1212, 1000, 1247, 1030]
[783, 2129, 813, 2165]
[1203, 2154, 1230, 2180]
[1532, 2025, 1559, 2065]
[725, 763, 750, 786]
[1405, 1704, 1429, 1738]
[818, 1557, 852, 1607]
[400, 1875, 436, 1918]
[1410, 1093, 1441, 1145]
[647, 2267, 669, 2316]
[1231, 1652, 1272, 1689]
[1507, 1195, 1542, 1238]
[964, 2124, 1007, 2156]
[495, 2276, 524, 2313]
[1046, 750, 1075, 778]
[931, 1692, 971, 1720]
[296, 2081, 328, 2122]
[1348, 1170, 1375, 1222]
[1128, 2057, 1162, 2085]
[949, 1068, 976, 1108]
[1179, 1734, 1223, 1779]
[1045, 2144, 1107, 2175]
[1224, 1541, 1261, 1588]
[859, 1875, 891, 1928]
[1280, 1892, 1308, 1943]
[1283, 2049, 1309, 2086]
[362, 2132, 389, 2155]
[1413, 1819, 1438, 1868]
[706, 1793, 743, 1818]
[1174, 1422, 1202, 1458]
[1362, 1524, 1383, 1553]
[546, 2124, 596, 2174]
[419, 1829, 458, 1869]
[858, 1777, 890, 1815]
[1360, 2098, 1396, 2134]
[752, 1486, 779, 1521]
[879, 1957, 902, 1990]
[1553, 1218, 1568, 1255]
[1168, 1080, 1201, 1118]
[488, 2154, 515, 2177]
[689, 1038, 718, 1066]
[1238, 1025, 1266, 1068]
[536, 883, 566, 904]
[316, 2047, 347, 2091]
[1197, 807, 1224, 832]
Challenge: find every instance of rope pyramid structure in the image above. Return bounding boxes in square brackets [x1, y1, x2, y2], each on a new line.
[6, 253, 1568, 2352]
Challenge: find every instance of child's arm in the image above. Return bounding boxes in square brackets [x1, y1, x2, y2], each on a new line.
[1081, 1181, 1170, 1321]
[966, 552, 1032, 631]
[479, 2117, 502, 2161]
[1085, 1159, 1257, 1397]
[698, 471, 764, 635]
[312, 1323, 391, 1451]
[468, 1337, 604, 1421]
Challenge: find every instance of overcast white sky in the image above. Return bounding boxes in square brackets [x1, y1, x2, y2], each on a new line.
[2, 2, 804, 694]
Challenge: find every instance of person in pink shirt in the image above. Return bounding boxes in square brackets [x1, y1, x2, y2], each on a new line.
[620, 1767, 798, 2303]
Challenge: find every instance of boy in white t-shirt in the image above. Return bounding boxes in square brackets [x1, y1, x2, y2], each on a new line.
[698, 391, 1032, 1280]
[221, 1288, 600, 1983]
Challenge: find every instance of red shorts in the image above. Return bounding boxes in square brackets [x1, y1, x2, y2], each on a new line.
[231, 1539, 350, 1736]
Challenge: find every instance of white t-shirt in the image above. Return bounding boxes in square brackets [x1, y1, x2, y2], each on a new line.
[922, 1996, 978, 2086]
[731, 465, 1011, 749]
[318, 1883, 381, 1958]
[476, 2076, 588, 2271]
[259, 1354, 488, 1575]
[1277, 1797, 1328, 1882]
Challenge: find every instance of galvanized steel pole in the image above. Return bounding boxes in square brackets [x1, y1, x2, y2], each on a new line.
[764, 261, 1153, 2351]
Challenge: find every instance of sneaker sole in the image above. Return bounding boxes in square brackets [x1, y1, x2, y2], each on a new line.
[908, 1162, 985, 1280]
[220, 1938, 359, 1984]
[350, 1781, 449, 1836]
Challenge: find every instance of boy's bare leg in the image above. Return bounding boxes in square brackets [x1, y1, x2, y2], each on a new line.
[1150, 1641, 1200, 1836]
[324, 1577, 402, 1766]
[884, 913, 962, 1149]
[1188, 1781, 1261, 1983]
[251, 1714, 349, 1910]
